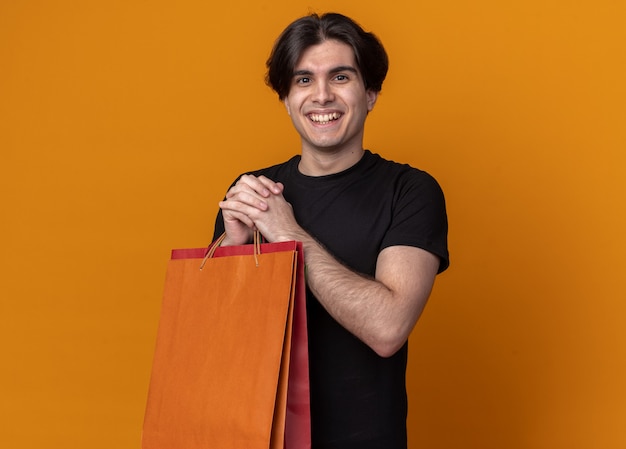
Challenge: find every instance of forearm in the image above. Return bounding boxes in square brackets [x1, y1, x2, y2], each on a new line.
[292, 230, 422, 357]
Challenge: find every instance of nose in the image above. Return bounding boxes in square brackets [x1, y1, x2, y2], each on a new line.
[312, 80, 334, 104]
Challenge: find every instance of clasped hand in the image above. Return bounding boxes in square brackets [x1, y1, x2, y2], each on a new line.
[219, 174, 300, 245]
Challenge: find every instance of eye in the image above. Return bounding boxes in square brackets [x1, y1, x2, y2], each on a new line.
[334, 74, 349, 82]
[296, 77, 312, 85]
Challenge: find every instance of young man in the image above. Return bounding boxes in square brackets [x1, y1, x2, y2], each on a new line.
[213, 12, 449, 449]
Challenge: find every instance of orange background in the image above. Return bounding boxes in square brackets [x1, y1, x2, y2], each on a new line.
[1, 1, 625, 448]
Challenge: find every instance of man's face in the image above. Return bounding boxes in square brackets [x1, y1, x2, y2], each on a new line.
[283, 39, 377, 155]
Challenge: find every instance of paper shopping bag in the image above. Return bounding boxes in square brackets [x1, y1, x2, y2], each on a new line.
[142, 236, 310, 449]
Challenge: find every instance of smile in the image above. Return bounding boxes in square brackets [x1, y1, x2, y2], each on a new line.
[308, 112, 341, 125]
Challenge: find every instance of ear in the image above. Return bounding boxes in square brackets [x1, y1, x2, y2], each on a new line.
[284, 99, 291, 116]
[366, 90, 378, 112]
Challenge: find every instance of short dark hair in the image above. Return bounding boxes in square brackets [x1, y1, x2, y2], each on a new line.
[265, 13, 389, 100]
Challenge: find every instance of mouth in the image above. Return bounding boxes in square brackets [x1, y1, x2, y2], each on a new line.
[308, 112, 342, 125]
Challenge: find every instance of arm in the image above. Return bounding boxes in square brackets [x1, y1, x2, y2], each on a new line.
[219, 174, 440, 357]
[291, 232, 439, 357]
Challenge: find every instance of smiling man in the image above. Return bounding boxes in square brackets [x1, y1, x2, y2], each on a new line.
[213, 12, 449, 449]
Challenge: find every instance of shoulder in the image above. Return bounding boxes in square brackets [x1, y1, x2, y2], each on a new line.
[365, 151, 445, 199]
[366, 152, 449, 273]
[365, 151, 436, 177]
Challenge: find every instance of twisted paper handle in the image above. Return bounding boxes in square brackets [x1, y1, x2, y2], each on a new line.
[199, 231, 262, 270]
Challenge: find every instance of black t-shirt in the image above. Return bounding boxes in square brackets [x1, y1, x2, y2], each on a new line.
[214, 150, 449, 448]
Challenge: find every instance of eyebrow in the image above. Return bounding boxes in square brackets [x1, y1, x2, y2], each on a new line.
[292, 65, 359, 77]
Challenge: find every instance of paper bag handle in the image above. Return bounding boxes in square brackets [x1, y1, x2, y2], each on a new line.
[200, 231, 262, 270]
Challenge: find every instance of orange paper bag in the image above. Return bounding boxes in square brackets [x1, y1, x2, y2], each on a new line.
[142, 236, 310, 449]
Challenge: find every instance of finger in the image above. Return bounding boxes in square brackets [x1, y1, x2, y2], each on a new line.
[220, 196, 268, 221]
[225, 180, 259, 198]
[236, 174, 273, 197]
[257, 176, 284, 195]
[238, 174, 283, 196]
[221, 191, 269, 211]
[221, 206, 257, 229]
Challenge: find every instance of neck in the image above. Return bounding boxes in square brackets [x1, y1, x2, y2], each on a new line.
[298, 146, 365, 176]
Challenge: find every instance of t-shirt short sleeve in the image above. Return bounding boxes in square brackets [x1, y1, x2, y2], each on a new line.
[380, 169, 449, 273]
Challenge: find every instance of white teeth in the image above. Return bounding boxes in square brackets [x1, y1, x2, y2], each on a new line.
[309, 112, 340, 124]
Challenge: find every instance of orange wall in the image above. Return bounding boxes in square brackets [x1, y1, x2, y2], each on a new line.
[1, 1, 624, 448]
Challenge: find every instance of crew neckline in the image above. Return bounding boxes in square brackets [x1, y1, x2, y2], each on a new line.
[290, 150, 375, 185]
